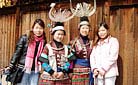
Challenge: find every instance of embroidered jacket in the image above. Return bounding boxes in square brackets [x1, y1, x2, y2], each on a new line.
[39, 41, 75, 80]
[70, 37, 93, 67]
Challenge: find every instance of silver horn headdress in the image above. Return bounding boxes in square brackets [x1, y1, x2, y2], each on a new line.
[49, 3, 79, 22]
[48, 3, 79, 34]
[69, 0, 96, 17]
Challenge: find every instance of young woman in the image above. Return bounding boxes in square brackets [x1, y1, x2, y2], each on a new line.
[70, 16, 93, 85]
[90, 22, 119, 85]
[39, 22, 75, 85]
[8, 19, 47, 85]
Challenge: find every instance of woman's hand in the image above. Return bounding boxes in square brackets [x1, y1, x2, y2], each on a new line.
[98, 68, 106, 76]
[52, 72, 58, 78]
[56, 72, 64, 79]
[93, 69, 99, 78]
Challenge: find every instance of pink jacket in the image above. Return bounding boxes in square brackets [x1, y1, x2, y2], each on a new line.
[90, 36, 119, 78]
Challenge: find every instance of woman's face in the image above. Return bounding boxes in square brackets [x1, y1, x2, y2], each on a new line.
[53, 30, 65, 42]
[33, 23, 44, 36]
[98, 26, 108, 39]
[79, 25, 90, 36]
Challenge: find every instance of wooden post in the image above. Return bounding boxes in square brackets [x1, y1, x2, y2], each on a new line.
[15, 7, 21, 43]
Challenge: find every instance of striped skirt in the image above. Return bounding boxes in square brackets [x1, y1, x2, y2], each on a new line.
[39, 72, 71, 85]
[71, 68, 90, 85]
[39, 78, 71, 85]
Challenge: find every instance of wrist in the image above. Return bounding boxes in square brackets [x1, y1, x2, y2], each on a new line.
[48, 69, 55, 76]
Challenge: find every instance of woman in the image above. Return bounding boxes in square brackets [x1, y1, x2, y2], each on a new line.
[39, 22, 75, 85]
[70, 16, 93, 85]
[7, 19, 47, 85]
[90, 22, 119, 85]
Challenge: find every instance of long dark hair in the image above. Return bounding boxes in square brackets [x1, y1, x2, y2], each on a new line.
[93, 22, 110, 46]
[27, 19, 47, 43]
[32, 19, 45, 29]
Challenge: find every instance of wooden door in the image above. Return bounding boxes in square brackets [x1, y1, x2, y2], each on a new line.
[110, 6, 138, 85]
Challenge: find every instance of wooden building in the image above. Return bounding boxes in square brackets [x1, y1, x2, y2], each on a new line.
[0, 0, 138, 85]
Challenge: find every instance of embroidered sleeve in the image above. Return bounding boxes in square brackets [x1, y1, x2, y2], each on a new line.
[40, 45, 55, 75]
[42, 63, 54, 75]
[38, 53, 49, 63]
[62, 62, 70, 73]
[38, 44, 49, 63]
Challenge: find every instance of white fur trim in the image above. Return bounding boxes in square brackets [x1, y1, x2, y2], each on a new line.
[79, 21, 89, 25]
[52, 26, 64, 32]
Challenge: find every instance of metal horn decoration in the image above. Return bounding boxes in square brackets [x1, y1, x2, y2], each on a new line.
[69, 0, 96, 17]
[49, 3, 79, 22]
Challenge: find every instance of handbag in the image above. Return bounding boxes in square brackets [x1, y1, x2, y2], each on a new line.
[6, 67, 24, 84]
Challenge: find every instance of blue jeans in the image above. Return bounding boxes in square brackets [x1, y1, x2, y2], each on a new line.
[17, 71, 39, 85]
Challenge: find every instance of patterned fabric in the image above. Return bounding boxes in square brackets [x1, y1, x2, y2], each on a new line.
[42, 42, 69, 73]
[39, 41, 75, 85]
[73, 37, 92, 59]
[39, 78, 71, 85]
[72, 68, 90, 85]
[40, 71, 69, 81]
[70, 37, 93, 85]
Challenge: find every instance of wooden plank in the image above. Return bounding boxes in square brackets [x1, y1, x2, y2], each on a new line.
[134, 7, 138, 85]
[3, 15, 7, 67]
[63, 21, 69, 44]
[41, 11, 51, 42]
[40, 11, 48, 41]
[96, 5, 103, 26]
[1, 16, 4, 68]
[12, 14, 16, 55]
[69, 17, 79, 40]
[89, 13, 96, 40]
[6, 15, 10, 66]
[0, 16, 2, 68]
[21, 13, 31, 35]
[122, 8, 135, 85]
[9, 14, 15, 62]
[104, 1, 110, 24]
[118, 9, 128, 85]
[110, 6, 138, 85]
[5, 15, 8, 67]
[9, 15, 13, 61]
[30, 12, 37, 31]
[110, 8, 125, 85]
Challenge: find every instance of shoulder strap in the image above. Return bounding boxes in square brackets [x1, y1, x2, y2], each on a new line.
[64, 45, 68, 58]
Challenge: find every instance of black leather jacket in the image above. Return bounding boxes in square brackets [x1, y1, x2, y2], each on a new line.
[9, 34, 46, 68]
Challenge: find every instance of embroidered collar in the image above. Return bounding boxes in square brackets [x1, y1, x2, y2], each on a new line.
[50, 41, 65, 51]
[79, 36, 89, 45]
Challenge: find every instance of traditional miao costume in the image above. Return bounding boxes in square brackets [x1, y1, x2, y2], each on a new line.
[38, 3, 77, 84]
[39, 40, 76, 85]
[69, 1, 96, 84]
[71, 36, 93, 85]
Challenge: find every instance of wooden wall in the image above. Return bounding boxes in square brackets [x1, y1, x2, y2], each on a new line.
[110, 5, 138, 85]
[0, 0, 138, 85]
[0, 13, 16, 68]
